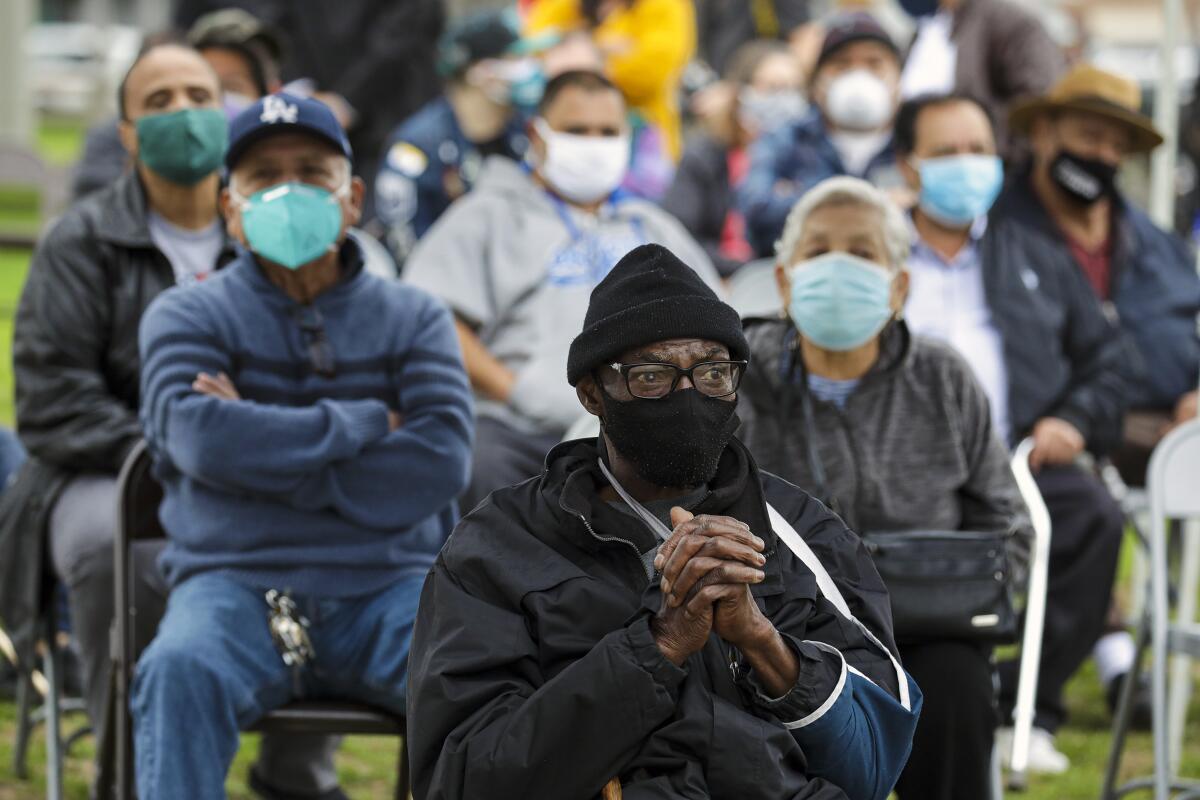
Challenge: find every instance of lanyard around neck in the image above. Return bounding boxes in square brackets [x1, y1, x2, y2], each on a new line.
[597, 457, 674, 542]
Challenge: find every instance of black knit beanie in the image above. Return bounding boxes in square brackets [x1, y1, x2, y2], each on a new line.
[566, 244, 749, 386]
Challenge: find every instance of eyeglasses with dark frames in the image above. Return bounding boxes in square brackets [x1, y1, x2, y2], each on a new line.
[607, 360, 747, 400]
[293, 306, 336, 378]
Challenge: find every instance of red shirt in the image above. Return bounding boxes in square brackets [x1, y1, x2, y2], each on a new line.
[1065, 232, 1113, 301]
[719, 148, 754, 263]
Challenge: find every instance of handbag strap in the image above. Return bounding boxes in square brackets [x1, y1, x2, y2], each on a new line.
[766, 502, 912, 711]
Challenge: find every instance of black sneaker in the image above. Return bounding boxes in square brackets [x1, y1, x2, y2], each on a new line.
[248, 767, 351, 800]
[1107, 671, 1153, 731]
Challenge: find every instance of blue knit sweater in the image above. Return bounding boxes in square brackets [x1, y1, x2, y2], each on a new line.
[138, 242, 474, 596]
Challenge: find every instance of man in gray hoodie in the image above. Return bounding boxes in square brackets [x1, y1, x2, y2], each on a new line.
[405, 70, 721, 509]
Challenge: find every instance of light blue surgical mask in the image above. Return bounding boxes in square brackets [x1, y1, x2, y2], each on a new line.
[788, 252, 895, 351]
[916, 153, 1003, 228]
[233, 181, 347, 270]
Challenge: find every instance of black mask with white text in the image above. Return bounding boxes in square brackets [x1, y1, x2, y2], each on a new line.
[1050, 150, 1118, 206]
[600, 387, 739, 489]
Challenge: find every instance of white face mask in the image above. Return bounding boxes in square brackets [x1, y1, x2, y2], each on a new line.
[533, 118, 630, 204]
[823, 69, 894, 131]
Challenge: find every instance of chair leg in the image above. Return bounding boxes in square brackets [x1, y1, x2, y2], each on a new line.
[13, 664, 33, 780]
[1102, 620, 1150, 799]
[397, 734, 410, 800]
[989, 737, 1004, 800]
[1150, 515, 1172, 800]
[94, 674, 117, 800]
[1168, 519, 1200, 772]
[44, 618, 64, 800]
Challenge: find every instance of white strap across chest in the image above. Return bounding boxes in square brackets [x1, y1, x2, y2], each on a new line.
[766, 502, 911, 710]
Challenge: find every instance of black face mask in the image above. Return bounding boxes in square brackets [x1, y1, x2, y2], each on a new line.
[1050, 149, 1118, 206]
[599, 387, 739, 489]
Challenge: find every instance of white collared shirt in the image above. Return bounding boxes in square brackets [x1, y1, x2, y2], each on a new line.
[900, 10, 958, 99]
[904, 216, 1012, 443]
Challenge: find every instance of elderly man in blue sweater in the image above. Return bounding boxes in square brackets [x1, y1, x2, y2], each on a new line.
[132, 93, 473, 799]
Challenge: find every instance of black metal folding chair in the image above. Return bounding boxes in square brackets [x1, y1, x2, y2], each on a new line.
[5, 605, 89, 800]
[108, 440, 410, 800]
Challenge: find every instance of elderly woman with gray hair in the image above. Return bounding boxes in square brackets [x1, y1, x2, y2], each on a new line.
[737, 176, 1030, 800]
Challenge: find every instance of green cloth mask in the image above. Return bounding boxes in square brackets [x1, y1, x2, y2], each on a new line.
[238, 182, 345, 270]
[134, 108, 228, 185]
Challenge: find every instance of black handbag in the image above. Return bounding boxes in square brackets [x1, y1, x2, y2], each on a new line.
[861, 529, 1019, 645]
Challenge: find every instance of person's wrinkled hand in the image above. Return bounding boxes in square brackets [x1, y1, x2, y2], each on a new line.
[650, 509, 767, 661]
[655, 509, 766, 606]
[193, 372, 240, 401]
[387, 409, 403, 432]
[650, 579, 715, 666]
[1029, 416, 1085, 470]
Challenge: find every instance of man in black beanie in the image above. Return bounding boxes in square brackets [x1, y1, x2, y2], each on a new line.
[408, 243, 921, 800]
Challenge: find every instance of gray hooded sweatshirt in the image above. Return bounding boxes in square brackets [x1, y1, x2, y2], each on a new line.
[405, 156, 722, 436]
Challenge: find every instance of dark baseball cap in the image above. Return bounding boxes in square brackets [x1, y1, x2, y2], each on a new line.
[816, 13, 899, 71]
[226, 92, 353, 170]
[437, 10, 521, 77]
[187, 8, 284, 64]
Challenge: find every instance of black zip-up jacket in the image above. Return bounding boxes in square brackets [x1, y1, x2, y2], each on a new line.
[0, 172, 234, 668]
[979, 186, 1135, 456]
[409, 437, 908, 800]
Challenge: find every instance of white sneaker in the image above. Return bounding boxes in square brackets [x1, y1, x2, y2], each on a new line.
[996, 726, 1070, 775]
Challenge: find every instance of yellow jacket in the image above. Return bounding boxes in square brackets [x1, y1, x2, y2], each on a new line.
[526, 0, 695, 159]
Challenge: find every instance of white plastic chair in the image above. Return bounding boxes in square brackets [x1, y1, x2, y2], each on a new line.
[1102, 418, 1200, 800]
[1005, 439, 1053, 792]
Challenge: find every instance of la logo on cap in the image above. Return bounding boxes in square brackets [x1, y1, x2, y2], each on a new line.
[261, 95, 298, 124]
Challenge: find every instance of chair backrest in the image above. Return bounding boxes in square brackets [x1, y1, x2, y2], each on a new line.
[1147, 418, 1200, 520]
[116, 439, 165, 543]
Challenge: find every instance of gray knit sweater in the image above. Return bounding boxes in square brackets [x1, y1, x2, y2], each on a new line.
[737, 319, 1029, 543]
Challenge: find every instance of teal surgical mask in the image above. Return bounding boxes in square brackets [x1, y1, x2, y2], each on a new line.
[788, 252, 895, 351]
[233, 181, 348, 270]
[915, 153, 1003, 228]
[135, 108, 228, 185]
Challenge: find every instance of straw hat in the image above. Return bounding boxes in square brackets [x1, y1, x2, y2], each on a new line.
[1009, 64, 1164, 153]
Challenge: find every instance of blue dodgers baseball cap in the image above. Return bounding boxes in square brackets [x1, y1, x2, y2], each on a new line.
[225, 92, 353, 170]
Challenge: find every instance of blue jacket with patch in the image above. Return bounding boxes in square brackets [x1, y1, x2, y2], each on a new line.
[993, 177, 1200, 413]
[374, 97, 528, 264]
[738, 108, 898, 258]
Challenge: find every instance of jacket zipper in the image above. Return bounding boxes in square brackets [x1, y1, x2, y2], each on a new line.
[575, 512, 653, 587]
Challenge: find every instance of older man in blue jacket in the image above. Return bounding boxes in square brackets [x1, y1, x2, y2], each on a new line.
[132, 93, 473, 799]
[1003, 65, 1200, 478]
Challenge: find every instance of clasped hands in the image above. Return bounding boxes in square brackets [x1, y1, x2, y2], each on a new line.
[650, 508, 774, 667]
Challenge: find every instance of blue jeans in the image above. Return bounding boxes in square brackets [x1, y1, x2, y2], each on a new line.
[131, 572, 421, 799]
